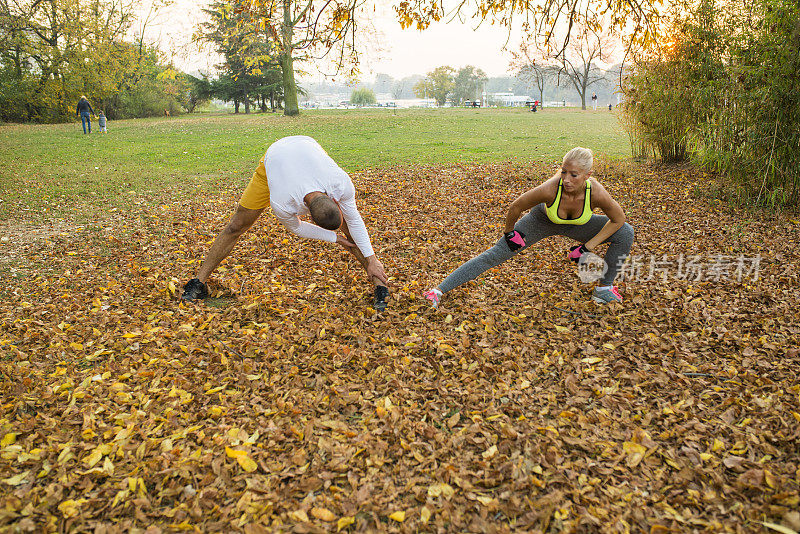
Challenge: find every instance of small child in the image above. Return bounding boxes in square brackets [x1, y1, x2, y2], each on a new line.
[98, 111, 107, 133]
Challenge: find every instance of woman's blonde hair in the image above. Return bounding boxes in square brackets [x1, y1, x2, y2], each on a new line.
[80, 95, 87, 101]
[562, 147, 593, 172]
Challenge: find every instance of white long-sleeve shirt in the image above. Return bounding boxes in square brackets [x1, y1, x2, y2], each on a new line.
[266, 136, 375, 258]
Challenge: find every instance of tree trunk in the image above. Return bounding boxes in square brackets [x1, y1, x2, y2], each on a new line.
[280, 0, 299, 116]
[244, 96, 250, 114]
[234, 99, 240, 113]
[281, 53, 299, 116]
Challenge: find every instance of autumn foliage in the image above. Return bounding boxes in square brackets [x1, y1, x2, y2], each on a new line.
[1, 161, 798, 532]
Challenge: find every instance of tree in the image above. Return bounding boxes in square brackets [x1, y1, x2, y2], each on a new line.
[244, 0, 367, 116]
[0, 0, 188, 122]
[394, 0, 659, 55]
[392, 75, 422, 99]
[196, 0, 279, 114]
[512, 42, 560, 106]
[350, 88, 376, 106]
[622, 0, 800, 207]
[551, 21, 616, 109]
[451, 66, 487, 105]
[374, 73, 393, 94]
[184, 74, 214, 112]
[414, 66, 454, 106]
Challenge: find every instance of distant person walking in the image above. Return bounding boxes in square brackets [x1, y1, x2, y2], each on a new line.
[76, 96, 94, 134]
[98, 111, 107, 133]
[591, 93, 598, 111]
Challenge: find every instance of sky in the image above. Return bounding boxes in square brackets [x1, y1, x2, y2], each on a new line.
[136, 0, 526, 81]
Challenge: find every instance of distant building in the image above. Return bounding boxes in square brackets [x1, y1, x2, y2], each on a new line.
[490, 92, 532, 107]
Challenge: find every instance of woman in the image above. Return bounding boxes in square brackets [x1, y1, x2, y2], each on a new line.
[424, 147, 634, 307]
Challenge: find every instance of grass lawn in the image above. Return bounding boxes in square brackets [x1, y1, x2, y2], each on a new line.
[0, 107, 628, 218]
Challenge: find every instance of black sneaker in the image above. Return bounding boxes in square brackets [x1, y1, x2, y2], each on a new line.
[182, 278, 208, 301]
[373, 285, 389, 311]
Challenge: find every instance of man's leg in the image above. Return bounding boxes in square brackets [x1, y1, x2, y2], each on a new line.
[196, 205, 264, 283]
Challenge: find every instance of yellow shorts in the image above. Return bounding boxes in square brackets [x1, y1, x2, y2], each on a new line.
[239, 157, 270, 210]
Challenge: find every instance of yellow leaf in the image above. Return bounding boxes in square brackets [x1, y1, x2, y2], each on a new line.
[602, 343, 615, 349]
[311, 507, 336, 522]
[111, 489, 128, 508]
[206, 386, 225, 394]
[236, 455, 257, 472]
[581, 357, 603, 364]
[437, 343, 456, 355]
[289, 509, 309, 522]
[623, 441, 647, 454]
[476, 495, 495, 506]
[711, 438, 725, 452]
[2, 470, 30, 486]
[761, 522, 798, 534]
[554, 325, 570, 333]
[623, 441, 647, 467]
[389, 511, 405, 522]
[482, 445, 498, 459]
[83, 448, 103, 467]
[337, 516, 355, 531]
[1, 433, 17, 447]
[427, 483, 455, 499]
[420, 506, 432, 523]
[225, 446, 245, 459]
[70, 342, 83, 350]
[58, 499, 86, 518]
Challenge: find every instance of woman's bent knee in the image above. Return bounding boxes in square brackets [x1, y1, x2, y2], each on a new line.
[614, 222, 634, 242]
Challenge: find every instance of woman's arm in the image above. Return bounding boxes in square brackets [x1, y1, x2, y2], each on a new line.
[585, 180, 626, 250]
[503, 175, 558, 232]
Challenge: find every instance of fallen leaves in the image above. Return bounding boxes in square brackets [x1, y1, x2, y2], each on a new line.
[0, 161, 798, 531]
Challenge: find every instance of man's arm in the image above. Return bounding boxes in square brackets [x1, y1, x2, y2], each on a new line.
[273, 207, 338, 243]
[340, 216, 388, 286]
[336, 195, 375, 258]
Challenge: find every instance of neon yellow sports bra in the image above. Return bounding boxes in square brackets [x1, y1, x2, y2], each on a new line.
[545, 179, 592, 225]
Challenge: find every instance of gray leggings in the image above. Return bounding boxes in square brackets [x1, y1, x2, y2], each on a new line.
[439, 203, 634, 292]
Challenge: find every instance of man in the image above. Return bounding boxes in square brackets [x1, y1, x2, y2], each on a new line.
[182, 136, 390, 310]
[76, 96, 94, 134]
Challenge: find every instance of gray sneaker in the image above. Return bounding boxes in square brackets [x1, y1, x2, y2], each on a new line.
[592, 286, 623, 304]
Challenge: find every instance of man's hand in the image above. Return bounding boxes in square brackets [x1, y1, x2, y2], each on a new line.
[366, 256, 389, 286]
[336, 235, 356, 249]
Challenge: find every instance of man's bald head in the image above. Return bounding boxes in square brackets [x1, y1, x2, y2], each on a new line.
[308, 194, 342, 230]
